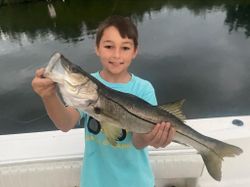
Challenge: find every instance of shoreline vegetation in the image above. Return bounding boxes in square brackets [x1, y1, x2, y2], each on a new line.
[0, 0, 43, 6]
[1, 0, 249, 6]
[0, 0, 249, 40]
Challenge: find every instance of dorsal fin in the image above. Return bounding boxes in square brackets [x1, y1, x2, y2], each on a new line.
[159, 99, 186, 121]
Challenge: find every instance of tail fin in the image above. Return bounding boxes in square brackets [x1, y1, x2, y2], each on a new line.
[201, 141, 243, 181]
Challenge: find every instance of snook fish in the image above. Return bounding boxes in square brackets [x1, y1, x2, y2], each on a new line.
[44, 52, 243, 181]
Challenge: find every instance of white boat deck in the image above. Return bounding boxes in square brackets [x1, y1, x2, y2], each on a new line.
[0, 115, 249, 187]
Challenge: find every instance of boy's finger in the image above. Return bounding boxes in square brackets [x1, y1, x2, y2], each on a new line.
[43, 77, 55, 84]
[35, 68, 45, 77]
[162, 127, 175, 147]
[147, 124, 161, 140]
[150, 124, 166, 147]
[158, 123, 171, 147]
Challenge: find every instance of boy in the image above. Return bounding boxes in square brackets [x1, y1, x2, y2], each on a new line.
[32, 15, 175, 187]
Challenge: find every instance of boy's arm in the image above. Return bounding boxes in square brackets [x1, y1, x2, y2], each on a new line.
[32, 68, 80, 132]
[42, 94, 80, 132]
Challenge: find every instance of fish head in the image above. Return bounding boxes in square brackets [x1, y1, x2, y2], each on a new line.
[44, 52, 98, 109]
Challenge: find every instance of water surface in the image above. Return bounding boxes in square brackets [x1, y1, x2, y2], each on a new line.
[0, 0, 249, 134]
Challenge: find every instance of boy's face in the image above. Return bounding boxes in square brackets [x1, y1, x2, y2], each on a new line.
[95, 26, 138, 76]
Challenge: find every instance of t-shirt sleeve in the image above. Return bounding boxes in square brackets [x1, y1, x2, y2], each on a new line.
[141, 81, 158, 106]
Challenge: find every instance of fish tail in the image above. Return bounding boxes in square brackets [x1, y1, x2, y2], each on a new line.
[200, 140, 243, 181]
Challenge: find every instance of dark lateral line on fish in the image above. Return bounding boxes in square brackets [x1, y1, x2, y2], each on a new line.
[102, 94, 156, 125]
[175, 131, 223, 160]
[102, 93, 224, 159]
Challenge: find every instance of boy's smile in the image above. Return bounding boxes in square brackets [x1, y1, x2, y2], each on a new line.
[95, 26, 138, 83]
[108, 60, 124, 66]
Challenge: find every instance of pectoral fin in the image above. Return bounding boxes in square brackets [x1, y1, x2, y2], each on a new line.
[101, 122, 123, 146]
[159, 99, 186, 122]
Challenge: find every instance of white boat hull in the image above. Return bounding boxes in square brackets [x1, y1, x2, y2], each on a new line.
[1, 116, 249, 187]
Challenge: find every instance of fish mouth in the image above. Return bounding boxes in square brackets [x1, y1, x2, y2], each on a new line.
[45, 52, 62, 73]
[46, 52, 72, 72]
[45, 52, 70, 73]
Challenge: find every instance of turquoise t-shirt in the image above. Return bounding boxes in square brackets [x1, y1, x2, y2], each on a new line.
[80, 72, 157, 187]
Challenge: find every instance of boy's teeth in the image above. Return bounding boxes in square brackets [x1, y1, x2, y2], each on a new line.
[109, 61, 123, 64]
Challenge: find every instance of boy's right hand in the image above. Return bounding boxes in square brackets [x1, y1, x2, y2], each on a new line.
[31, 68, 56, 98]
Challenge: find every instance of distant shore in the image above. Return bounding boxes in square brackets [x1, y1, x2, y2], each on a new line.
[0, 0, 43, 6]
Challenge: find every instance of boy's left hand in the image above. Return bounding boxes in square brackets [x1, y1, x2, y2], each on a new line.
[132, 122, 175, 149]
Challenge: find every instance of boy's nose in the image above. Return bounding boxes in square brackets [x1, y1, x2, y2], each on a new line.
[113, 48, 121, 59]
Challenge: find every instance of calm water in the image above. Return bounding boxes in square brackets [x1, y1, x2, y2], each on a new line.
[0, 0, 250, 134]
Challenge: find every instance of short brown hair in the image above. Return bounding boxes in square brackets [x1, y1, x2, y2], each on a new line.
[96, 15, 138, 49]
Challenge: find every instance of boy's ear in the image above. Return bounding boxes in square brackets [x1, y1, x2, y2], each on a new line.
[95, 46, 100, 56]
[132, 48, 138, 59]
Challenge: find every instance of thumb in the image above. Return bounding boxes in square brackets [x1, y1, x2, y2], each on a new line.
[35, 68, 45, 77]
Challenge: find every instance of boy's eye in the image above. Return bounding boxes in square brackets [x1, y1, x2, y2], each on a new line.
[104, 45, 113, 49]
[122, 46, 130, 51]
